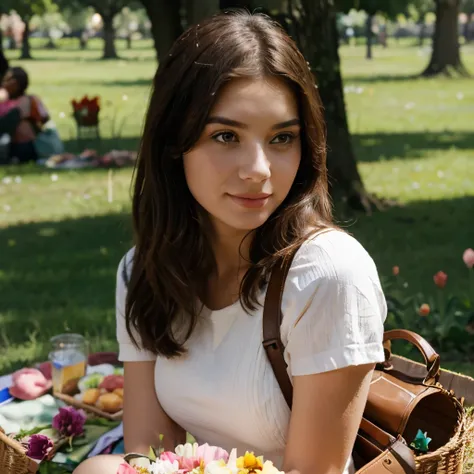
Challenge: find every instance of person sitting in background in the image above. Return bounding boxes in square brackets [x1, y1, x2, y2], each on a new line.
[0, 67, 50, 163]
[0, 51, 8, 82]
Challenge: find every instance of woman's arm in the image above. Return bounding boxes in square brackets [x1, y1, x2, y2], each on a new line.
[123, 361, 186, 454]
[283, 363, 374, 474]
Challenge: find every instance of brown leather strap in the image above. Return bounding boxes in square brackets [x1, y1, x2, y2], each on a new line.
[384, 329, 440, 383]
[262, 249, 416, 474]
[262, 248, 299, 408]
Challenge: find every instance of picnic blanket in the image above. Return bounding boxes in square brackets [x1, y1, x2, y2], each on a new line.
[0, 352, 125, 471]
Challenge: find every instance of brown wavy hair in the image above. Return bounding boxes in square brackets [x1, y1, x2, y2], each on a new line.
[126, 10, 333, 358]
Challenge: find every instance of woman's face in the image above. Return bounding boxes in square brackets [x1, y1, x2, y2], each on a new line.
[183, 76, 301, 235]
[2, 71, 19, 97]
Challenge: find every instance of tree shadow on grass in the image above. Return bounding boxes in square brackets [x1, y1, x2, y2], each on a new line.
[344, 73, 420, 84]
[345, 195, 474, 298]
[86, 78, 154, 88]
[1, 196, 474, 374]
[0, 212, 134, 373]
[353, 130, 474, 162]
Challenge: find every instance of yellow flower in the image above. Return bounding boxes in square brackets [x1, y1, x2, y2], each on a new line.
[236, 452, 263, 471]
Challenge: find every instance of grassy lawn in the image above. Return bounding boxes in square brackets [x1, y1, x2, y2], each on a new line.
[0, 39, 473, 376]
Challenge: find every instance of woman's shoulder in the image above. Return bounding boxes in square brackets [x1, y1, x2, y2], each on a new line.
[289, 229, 380, 289]
[117, 247, 135, 287]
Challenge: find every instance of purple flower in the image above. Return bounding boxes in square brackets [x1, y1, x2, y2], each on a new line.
[52, 406, 86, 437]
[26, 434, 54, 461]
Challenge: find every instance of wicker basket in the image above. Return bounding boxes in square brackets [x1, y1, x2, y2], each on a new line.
[413, 391, 471, 474]
[0, 427, 39, 474]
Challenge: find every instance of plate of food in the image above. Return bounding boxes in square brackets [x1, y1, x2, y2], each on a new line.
[53, 370, 124, 421]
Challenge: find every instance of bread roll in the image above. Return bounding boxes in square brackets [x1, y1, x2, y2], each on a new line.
[82, 388, 101, 405]
[96, 392, 123, 413]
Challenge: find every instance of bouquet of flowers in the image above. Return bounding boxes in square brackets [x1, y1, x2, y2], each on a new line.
[71, 95, 100, 126]
[11, 406, 86, 463]
[119, 442, 284, 474]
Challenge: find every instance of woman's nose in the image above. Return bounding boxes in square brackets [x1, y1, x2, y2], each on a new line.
[238, 144, 271, 182]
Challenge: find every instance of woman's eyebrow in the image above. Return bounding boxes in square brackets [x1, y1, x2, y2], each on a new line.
[271, 118, 300, 130]
[206, 116, 300, 130]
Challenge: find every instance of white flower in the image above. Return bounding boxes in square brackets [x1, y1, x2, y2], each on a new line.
[129, 457, 152, 470]
[204, 460, 233, 474]
[51, 174, 58, 182]
[59, 112, 66, 118]
[174, 442, 198, 458]
[150, 459, 180, 474]
[261, 460, 284, 474]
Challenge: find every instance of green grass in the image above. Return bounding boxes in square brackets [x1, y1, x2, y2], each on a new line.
[1, 39, 473, 376]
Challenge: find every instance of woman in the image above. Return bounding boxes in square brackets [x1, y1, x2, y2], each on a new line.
[74, 11, 386, 474]
[0, 67, 49, 163]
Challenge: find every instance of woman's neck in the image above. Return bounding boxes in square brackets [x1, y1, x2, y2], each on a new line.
[212, 230, 252, 277]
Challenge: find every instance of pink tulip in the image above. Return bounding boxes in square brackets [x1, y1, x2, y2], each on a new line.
[196, 443, 229, 464]
[179, 456, 202, 471]
[160, 451, 180, 463]
[117, 463, 138, 474]
[463, 248, 474, 269]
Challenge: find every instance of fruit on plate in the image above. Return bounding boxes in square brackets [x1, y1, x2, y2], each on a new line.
[96, 392, 123, 413]
[113, 388, 124, 398]
[82, 388, 101, 405]
[78, 373, 105, 392]
[98, 375, 124, 392]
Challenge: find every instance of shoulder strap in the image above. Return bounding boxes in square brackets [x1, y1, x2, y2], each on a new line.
[262, 248, 299, 409]
[262, 248, 416, 474]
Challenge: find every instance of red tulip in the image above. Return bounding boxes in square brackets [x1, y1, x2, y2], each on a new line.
[419, 304, 430, 317]
[433, 271, 447, 289]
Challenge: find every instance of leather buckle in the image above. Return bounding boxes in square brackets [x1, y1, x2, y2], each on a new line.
[263, 338, 283, 351]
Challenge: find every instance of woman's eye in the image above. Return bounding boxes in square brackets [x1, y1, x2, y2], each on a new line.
[212, 131, 238, 143]
[271, 133, 295, 145]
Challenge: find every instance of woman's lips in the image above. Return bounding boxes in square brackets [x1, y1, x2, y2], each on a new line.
[228, 193, 271, 209]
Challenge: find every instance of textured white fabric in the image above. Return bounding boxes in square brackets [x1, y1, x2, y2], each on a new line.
[116, 230, 387, 471]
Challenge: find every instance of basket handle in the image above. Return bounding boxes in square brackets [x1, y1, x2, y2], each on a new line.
[383, 329, 441, 384]
[0, 428, 39, 473]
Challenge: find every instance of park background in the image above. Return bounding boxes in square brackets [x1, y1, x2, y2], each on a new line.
[0, 0, 473, 379]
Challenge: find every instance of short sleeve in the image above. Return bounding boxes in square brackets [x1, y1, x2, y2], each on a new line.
[116, 248, 156, 362]
[280, 231, 387, 377]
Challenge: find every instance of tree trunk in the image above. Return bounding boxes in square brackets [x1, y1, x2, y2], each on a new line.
[366, 14, 373, 59]
[187, 0, 220, 25]
[141, 0, 183, 62]
[296, 0, 375, 212]
[422, 0, 468, 76]
[220, 0, 253, 8]
[102, 14, 118, 59]
[45, 36, 57, 49]
[418, 20, 426, 46]
[20, 18, 32, 59]
[79, 31, 88, 50]
[126, 33, 132, 49]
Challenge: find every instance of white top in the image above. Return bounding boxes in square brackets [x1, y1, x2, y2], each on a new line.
[116, 230, 387, 472]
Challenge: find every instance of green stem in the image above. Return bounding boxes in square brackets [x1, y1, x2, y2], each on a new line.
[469, 269, 474, 308]
[438, 289, 445, 320]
